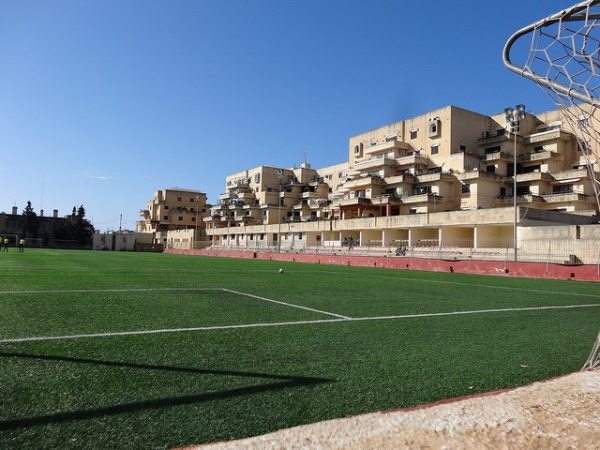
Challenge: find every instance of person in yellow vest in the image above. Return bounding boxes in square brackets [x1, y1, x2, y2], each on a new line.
[2, 237, 8, 252]
[19, 238, 25, 252]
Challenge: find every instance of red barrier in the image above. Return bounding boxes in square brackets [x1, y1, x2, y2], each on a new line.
[165, 249, 600, 282]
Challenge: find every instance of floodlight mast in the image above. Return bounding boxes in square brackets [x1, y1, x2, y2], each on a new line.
[502, 0, 600, 108]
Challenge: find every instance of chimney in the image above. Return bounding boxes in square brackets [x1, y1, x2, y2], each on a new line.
[40, 209, 44, 217]
[12, 206, 17, 215]
[53, 209, 58, 218]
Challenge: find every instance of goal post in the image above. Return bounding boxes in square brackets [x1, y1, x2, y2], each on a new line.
[52, 240, 79, 249]
[504, 0, 600, 370]
[0, 234, 19, 248]
[24, 238, 43, 248]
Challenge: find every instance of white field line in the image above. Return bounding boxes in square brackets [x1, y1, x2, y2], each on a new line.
[221, 288, 351, 319]
[0, 288, 221, 295]
[0, 287, 350, 319]
[1, 303, 599, 345]
[315, 270, 600, 299]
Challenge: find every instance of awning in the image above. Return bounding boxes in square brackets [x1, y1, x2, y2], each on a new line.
[550, 178, 580, 185]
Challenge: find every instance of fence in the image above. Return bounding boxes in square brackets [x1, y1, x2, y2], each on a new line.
[206, 238, 600, 265]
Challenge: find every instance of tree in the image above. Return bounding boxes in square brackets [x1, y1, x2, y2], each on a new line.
[70, 205, 95, 248]
[21, 201, 39, 238]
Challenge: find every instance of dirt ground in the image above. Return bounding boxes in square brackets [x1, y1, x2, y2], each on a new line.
[182, 369, 600, 450]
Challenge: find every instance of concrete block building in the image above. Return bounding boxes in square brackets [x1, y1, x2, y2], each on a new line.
[203, 105, 600, 260]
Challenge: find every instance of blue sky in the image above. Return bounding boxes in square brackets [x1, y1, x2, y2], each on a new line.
[1, 0, 561, 232]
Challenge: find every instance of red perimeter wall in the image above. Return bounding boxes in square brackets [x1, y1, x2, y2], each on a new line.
[166, 249, 600, 282]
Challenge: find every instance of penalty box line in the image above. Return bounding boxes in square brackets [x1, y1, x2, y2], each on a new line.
[1, 303, 598, 345]
[0, 287, 350, 320]
[221, 289, 351, 320]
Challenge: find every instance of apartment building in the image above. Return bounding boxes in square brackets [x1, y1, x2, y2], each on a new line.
[204, 105, 599, 253]
[138, 188, 211, 244]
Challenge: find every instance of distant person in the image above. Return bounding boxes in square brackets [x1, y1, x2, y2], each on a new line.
[3, 237, 9, 252]
[19, 238, 25, 252]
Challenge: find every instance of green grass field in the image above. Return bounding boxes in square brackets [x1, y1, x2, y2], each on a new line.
[0, 249, 599, 449]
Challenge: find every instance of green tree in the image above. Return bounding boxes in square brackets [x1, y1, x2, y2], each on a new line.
[69, 205, 95, 248]
[21, 201, 39, 238]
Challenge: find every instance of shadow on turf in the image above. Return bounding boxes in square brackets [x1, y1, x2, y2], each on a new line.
[0, 352, 333, 431]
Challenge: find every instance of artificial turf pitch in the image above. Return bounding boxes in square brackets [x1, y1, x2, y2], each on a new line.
[0, 249, 598, 449]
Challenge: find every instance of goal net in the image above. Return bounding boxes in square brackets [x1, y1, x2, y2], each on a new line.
[0, 234, 19, 248]
[503, 0, 600, 370]
[24, 238, 43, 248]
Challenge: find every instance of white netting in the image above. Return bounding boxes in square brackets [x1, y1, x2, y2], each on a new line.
[504, 0, 600, 214]
[503, 0, 600, 370]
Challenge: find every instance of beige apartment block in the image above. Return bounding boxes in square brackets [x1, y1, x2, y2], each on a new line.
[138, 188, 211, 245]
[204, 104, 600, 258]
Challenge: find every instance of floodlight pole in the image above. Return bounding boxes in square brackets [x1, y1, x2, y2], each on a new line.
[195, 195, 200, 249]
[277, 169, 283, 254]
[505, 104, 526, 262]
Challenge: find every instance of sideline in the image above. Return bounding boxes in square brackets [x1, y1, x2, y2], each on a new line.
[1, 303, 599, 345]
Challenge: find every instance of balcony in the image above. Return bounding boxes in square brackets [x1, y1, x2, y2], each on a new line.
[478, 129, 512, 145]
[553, 168, 590, 181]
[519, 150, 562, 163]
[415, 172, 454, 183]
[459, 170, 508, 182]
[364, 139, 412, 156]
[353, 156, 399, 171]
[342, 175, 386, 190]
[515, 171, 553, 182]
[300, 191, 319, 200]
[497, 194, 544, 205]
[395, 154, 430, 167]
[384, 174, 416, 185]
[402, 193, 431, 204]
[543, 192, 591, 203]
[482, 151, 512, 162]
[525, 129, 572, 144]
[332, 196, 372, 207]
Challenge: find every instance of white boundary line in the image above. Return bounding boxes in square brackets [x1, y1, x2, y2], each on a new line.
[1, 303, 598, 345]
[221, 288, 351, 319]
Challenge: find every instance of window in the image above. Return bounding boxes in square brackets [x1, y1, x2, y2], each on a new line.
[178, 216, 183, 221]
[430, 144, 439, 155]
[553, 184, 574, 194]
[459, 144, 467, 152]
[410, 129, 418, 139]
[177, 196, 182, 201]
[164, 205, 169, 210]
[353, 143, 363, 157]
[192, 217, 196, 222]
[189, 197, 194, 202]
[427, 119, 440, 137]
[254, 173, 260, 183]
[487, 165, 496, 173]
[163, 215, 168, 220]
[461, 183, 471, 193]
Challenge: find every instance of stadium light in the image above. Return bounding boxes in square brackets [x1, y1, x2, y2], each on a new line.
[505, 104, 526, 262]
[195, 195, 200, 249]
[277, 169, 283, 253]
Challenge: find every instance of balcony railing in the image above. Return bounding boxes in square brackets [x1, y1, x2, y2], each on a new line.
[519, 150, 562, 163]
[353, 156, 399, 170]
[525, 129, 572, 144]
[364, 139, 413, 155]
[482, 151, 512, 162]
